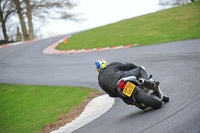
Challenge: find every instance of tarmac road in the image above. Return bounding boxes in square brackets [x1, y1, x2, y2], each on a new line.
[0, 35, 200, 133]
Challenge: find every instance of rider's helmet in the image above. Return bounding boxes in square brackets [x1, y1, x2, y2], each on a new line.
[95, 59, 108, 72]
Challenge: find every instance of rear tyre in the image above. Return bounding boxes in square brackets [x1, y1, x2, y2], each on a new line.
[134, 88, 162, 109]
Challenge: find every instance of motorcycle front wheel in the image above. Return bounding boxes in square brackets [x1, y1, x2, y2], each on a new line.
[134, 88, 162, 109]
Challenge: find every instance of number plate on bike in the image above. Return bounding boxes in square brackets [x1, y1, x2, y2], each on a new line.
[122, 82, 136, 97]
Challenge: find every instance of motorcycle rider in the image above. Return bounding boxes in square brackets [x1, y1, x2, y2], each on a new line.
[95, 59, 167, 109]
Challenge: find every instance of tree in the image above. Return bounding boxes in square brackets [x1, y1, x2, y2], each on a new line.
[14, 0, 29, 40]
[16, 0, 76, 40]
[25, 0, 34, 40]
[1, 0, 77, 41]
[159, 0, 195, 7]
[0, 0, 15, 41]
[31, 0, 76, 20]
[24, 0, 76, 40]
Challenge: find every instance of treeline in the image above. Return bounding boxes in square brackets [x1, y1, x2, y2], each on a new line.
[159, 0, 195, 6]
[0, 0, 76, 41]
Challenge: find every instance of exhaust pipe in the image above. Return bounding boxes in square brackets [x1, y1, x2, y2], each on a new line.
[139, 78, 155, 89]
[138, 78, 144, 84]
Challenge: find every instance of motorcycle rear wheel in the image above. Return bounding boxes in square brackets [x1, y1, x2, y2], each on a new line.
[135, 88, 162, 109]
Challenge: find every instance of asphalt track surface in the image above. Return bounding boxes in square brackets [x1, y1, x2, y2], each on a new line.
[0, 35, 200, 133]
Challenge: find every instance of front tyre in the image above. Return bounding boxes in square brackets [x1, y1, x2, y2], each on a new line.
[134, 88, 162, 109]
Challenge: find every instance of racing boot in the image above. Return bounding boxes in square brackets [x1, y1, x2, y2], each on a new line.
[153, 84, 169, 103]
[148, 77, 169, 103]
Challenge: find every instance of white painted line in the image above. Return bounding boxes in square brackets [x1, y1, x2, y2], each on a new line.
[51, 94, 114, 133]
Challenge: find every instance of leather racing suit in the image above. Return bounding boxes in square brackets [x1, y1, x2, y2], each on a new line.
[98, 62, 149, 105]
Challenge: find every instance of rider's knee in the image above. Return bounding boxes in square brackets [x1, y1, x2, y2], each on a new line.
[140, 66, 146, 71]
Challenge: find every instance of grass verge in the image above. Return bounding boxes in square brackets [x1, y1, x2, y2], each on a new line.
[56, 1, 200, 50]
[0, 84, 99, 133]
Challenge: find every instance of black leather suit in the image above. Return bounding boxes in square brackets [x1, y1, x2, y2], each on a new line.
[98, 62, 149, 104]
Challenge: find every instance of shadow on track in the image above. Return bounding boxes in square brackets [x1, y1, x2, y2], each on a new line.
[119, 108, 155, 120]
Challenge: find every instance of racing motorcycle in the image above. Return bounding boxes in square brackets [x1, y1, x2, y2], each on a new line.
[117, 75, 169, 110]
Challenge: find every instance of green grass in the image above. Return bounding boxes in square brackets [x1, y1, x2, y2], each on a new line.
[56, 1, 200, 50]
[0, 84, 97, 133]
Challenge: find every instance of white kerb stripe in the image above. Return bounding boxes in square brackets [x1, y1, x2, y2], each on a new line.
[51, 94, 114, 133]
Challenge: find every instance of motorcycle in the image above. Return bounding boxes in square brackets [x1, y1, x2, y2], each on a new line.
[116, 76, 169, 110]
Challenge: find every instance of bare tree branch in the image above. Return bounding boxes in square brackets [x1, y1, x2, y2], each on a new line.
[1, 0, 77, 40]
[159, 0, 194, 7]
[0, 0, 16, 40]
